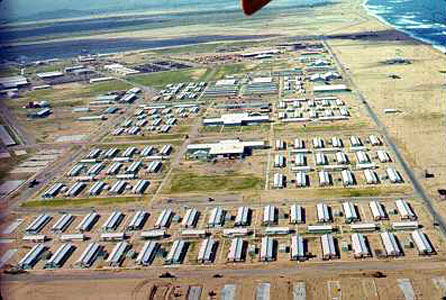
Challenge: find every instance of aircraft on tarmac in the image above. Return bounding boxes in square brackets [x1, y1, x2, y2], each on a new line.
[241, 0, 272, 15]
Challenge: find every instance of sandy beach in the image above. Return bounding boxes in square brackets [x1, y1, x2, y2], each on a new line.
[323, 0, 446, 212]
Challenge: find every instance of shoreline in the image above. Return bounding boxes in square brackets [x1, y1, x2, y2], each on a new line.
[328, 0, 446, 231]
[362, 0, 446, 55]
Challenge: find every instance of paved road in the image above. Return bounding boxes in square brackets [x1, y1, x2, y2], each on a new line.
[13, 193, 410, 215]
[264, 77, 279, 191]
[148, 98, 216, 205]
[3, 74, 157, 210]
[0, 101, 35, 146]
[323, 40, 446, 238]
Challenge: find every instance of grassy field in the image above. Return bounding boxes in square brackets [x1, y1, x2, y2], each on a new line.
[89, 80, 133, 94]
[166, 171, 263, 193]
[128, 63, 252, 88]
[213, 63, 250, 80]
[199, 124, 269, 134]
[145, 133, 187, 140]
[16, 80, 131, 105]
[222, 125, 242, 133]
[0, 66, 19, 76]
[19, 89, 58, 103]
[17, 83, 91, 105]
[199, 68, 219, 82]
[313, 186, 407, 198]
[199, 126, 222, 133]
[128, 68, 206, 88]
[51, 99, 86, 108]
[240, 124, 270, 133]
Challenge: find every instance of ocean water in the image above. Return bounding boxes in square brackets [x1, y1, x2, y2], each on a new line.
[364, 0, 446, 53]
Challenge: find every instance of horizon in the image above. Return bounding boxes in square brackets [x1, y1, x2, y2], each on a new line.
[0, 0, 328, 23]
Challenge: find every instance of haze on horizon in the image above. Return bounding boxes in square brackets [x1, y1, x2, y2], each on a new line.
[0, 0, 328, 23]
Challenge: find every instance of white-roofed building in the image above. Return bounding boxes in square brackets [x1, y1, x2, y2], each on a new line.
[186, 139, 265, 159]
[36, 71, 64, 79]
[215, 79, 238, 86]
[310, 73, 325, 82]
[0, 76, 28, 89]
[252, 77, 273, 84]
[313, 84, 349, 93]
[104, 63, 139, 76]
[203, 113, 269, 126]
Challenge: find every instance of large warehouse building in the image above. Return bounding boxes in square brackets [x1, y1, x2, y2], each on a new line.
[186, 139, 265, 159]
[203, 113, 269, 126]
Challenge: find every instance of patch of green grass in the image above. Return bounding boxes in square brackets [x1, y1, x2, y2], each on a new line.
[240, 124, 270, 133]
[24, 60, 73, 75]
[199, 68, 217, 82]
[128, 69, 203, 88]
[299, 124, 345, 132]
[166, 171, 263, 193]
[19, 84, 92, 105]
[22, 196, 145, 208]
[0, 66, 19, 76]
[222, 126, 241, 132]
[315, 187, 393, 198]
[252, 60, 277, 72]
[145, 133, 186, 141]
[51, 99, 86, 108]
[214, 63, 249, 80]
[175, 125, 194, 134]
[21, 89, 54, 102]
[199, 126, 222, 133]
[89, 80, 133, 95]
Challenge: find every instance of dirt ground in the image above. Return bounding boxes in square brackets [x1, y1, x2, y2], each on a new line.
[3, 263, 446, 300]
[324, 4, 446, 220]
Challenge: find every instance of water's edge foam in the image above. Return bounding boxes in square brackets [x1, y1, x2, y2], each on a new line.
[362, 0, 446, 54]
